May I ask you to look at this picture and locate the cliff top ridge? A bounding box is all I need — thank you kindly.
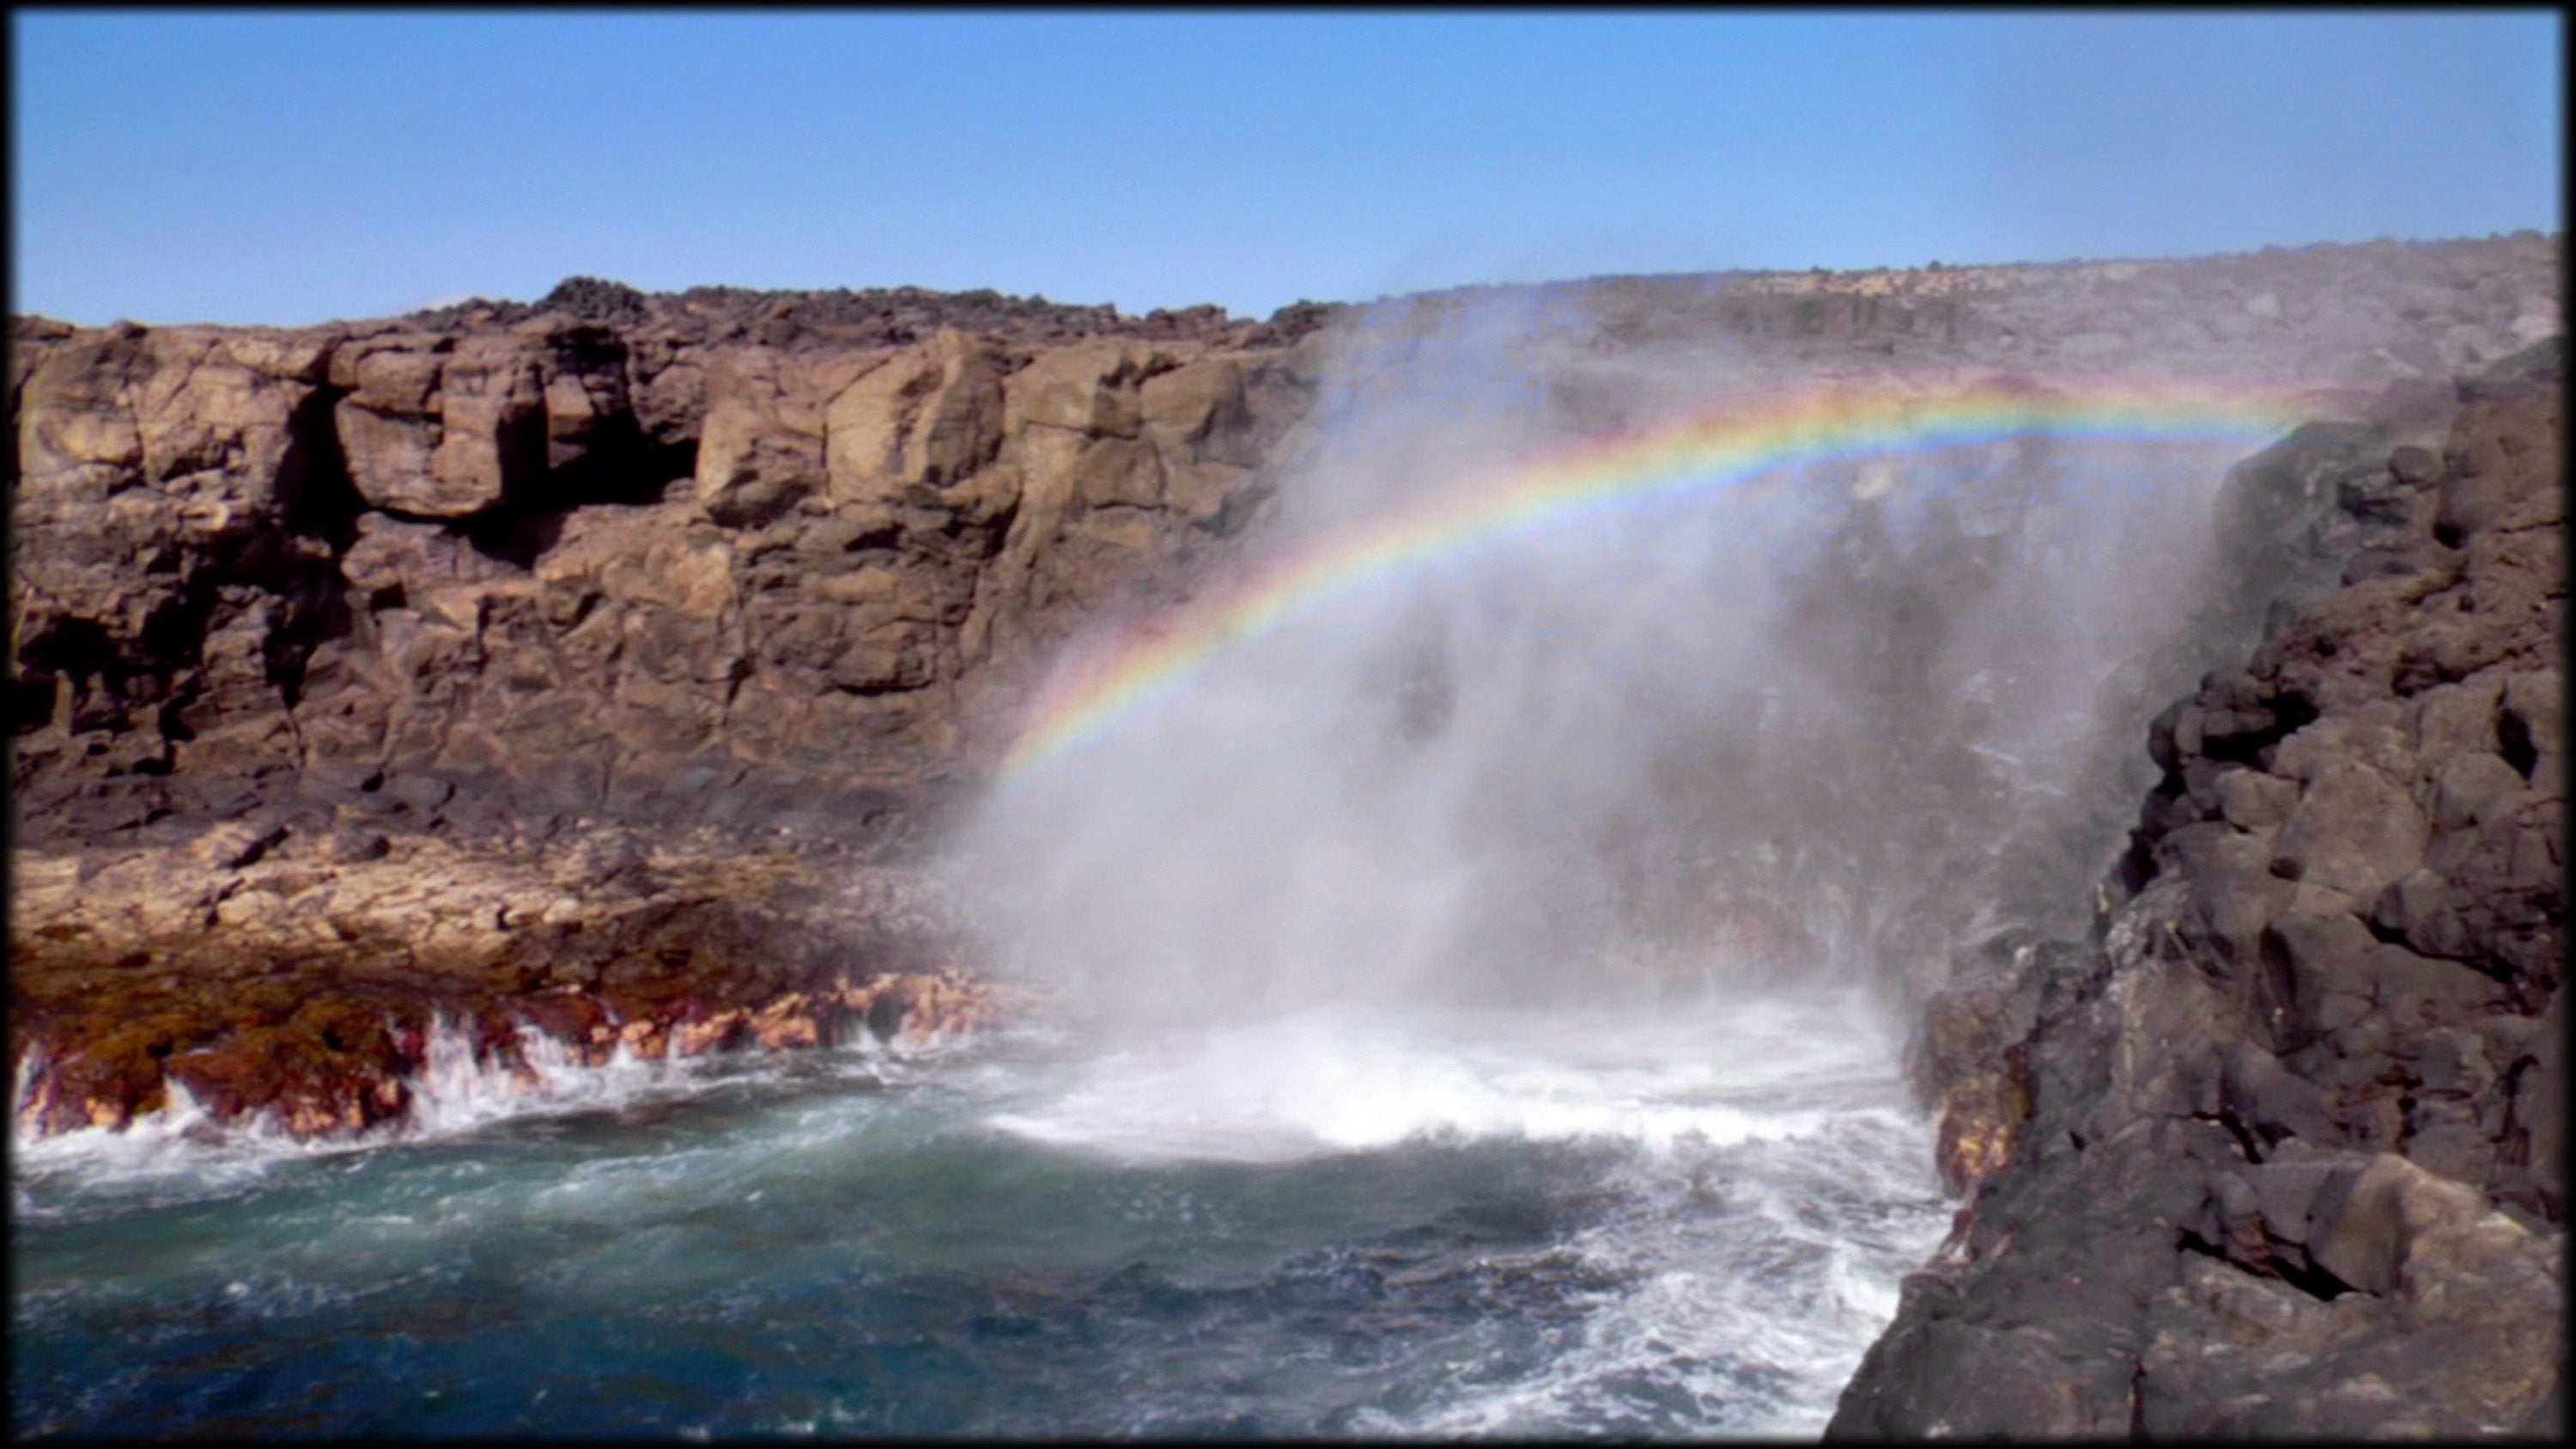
[11,231,2555,352]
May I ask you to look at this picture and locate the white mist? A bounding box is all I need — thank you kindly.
[952,289,2251,1048]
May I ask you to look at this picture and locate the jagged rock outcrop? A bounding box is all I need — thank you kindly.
[10,306,1323,852]
[1831,341,2561,1438]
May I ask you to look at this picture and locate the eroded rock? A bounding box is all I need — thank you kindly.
[1837,340,2561,1438]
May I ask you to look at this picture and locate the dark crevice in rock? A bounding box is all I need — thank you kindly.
[456,507,568,573]
[2196,1109,2266,1165]
[2498,704,2541,779]
[2254,926,2320,1055]
[518,414,682,514]
[16,615,125,694]
[13,673,61,733]
[2176,1226,2356,1302]
[155,694,196,743]
[136,592,211,667]
[261,570,356,717]
[282,382,368,552]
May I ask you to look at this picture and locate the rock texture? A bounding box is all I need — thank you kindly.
[9,238,2560,1152]
[1468,232,2561,390]
[12,823,1006,1136]
[9,305,1320,851]
[1831,342,2562,1438]
[10,286,1332,1139]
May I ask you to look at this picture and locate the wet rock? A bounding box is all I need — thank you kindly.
[1910,981,2034,1194]
[9,820,1022,1137]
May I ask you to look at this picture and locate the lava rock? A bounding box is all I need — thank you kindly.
[1833,347,2562,1438]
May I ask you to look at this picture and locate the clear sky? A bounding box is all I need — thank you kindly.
[12,9,2563,328]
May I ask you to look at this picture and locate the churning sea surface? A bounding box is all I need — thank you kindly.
[12,987,1947,1440]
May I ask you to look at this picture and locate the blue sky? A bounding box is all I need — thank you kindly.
[12,9,2563,327]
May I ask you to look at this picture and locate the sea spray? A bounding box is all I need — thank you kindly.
[997,375,2320,780]
[956,291,2298,1038]
[924,288,2324,1432]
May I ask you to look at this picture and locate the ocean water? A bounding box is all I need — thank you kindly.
[11,988,1946,1439]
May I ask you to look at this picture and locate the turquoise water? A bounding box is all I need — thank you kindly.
[13,997,1946,1439]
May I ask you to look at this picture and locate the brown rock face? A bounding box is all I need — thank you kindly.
[1832,347,2561,1439]
[14,243,2557,857]
[11,303,1317,853]
[10,288,1320,1142]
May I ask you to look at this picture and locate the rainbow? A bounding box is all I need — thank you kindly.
[999,373,2342,779]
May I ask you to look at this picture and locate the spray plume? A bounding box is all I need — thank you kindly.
[952,293,2342,1046]
[1000,374,2329,779]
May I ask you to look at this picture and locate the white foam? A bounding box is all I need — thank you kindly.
[1392,1112,1947,1437]
[10,1011,957,1203]
[15,1076,240,1180]
[400,1015,659,1137]
[987,988,1911,1164]
[978,983,1947,1435]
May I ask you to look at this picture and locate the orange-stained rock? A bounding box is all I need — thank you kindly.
[6,815,1027,1141]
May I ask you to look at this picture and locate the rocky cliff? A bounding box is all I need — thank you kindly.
[9,237,2560,1164]
[9,297,1321,852]
[7,288,1330,1133]
[1830,341,2562,1437]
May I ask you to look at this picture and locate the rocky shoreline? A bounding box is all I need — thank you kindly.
[10,820,1008,1137]
[12,284,1329,1137]
[1832,340,2562,1437]
[8,234,2563,1429]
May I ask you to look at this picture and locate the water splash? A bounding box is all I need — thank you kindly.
[9,1014,954,1207]
[956,292,2278,1040]
[986,991,1911,1164]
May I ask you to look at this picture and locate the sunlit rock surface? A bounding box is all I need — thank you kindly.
[9,302,1321,845]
